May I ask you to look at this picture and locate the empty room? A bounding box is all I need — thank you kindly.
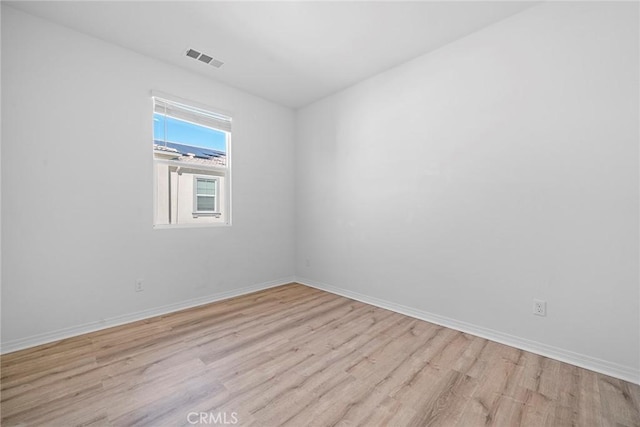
[1,1,638,426]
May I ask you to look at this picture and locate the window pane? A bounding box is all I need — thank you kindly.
[197,196,216,211]
[196,179,216,195]
[153,113,226,154]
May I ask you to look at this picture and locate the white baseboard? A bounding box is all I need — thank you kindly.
[0,277,295,355]
[296,277,640,385]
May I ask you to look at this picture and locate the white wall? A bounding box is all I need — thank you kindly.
[295,2,639,380]
[1,6,295,347]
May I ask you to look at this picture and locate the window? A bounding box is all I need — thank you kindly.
[152,95,231,227]
[194,176,218,214]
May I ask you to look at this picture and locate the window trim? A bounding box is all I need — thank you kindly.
[151,90,234,122]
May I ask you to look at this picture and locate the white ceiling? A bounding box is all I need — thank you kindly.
[7,1,537,108]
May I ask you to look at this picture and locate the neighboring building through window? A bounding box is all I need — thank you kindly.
[152,95,231,226]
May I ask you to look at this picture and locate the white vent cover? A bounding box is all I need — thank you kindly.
[185,49,224,69]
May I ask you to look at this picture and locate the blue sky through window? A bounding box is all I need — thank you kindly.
[154,113,226,152]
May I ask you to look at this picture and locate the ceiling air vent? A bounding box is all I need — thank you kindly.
[198,54,213,64]
[210,59,224,69]
[185,49,224,69]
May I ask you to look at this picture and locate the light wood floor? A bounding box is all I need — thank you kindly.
[1,283,639,427]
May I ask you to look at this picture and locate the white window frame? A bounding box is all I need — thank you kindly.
[151,91,232,229]
[193,175,219,216]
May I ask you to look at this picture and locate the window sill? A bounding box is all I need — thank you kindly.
[153,222,231,230]
[192,212,221,218]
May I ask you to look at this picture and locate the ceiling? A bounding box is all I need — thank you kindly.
[7,1,537,108]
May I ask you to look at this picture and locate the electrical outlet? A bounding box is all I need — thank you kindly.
[533,299,546,316]
[135,279,144,292]
[305,258,310,268]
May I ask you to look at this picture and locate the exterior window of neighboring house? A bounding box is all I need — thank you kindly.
[194,177,218,213]
[152,95,231,227]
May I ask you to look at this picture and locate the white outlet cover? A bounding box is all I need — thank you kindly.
[533,299,547,316]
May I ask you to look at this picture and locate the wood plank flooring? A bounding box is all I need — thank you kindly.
[1,283,639,426]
